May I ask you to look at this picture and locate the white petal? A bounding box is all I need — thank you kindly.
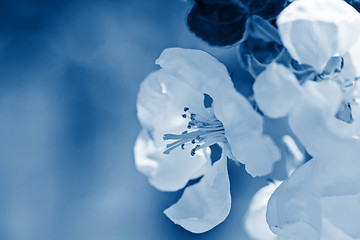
[342,41,360,79]
[155,48,234,97]
[267,161,321,240]
[278,0,360,72]
[244,182,280,240]
[164,150,231,233]
[134,129,211,192]
[253,63,302,118]
[321,194,360,238]
[321,218,359,240]
[288,81,342,155]
[230,134,280,177]
[210,82,282,177]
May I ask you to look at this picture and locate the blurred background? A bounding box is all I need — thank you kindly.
[0,0,289,239]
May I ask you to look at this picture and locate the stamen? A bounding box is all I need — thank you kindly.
[163,107,228,156]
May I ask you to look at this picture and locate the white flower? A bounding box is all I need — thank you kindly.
[253,0,360,122]
[134,48,280,233]
[278,0,360,73]
[249,0,360,239]
[266,80,360,240]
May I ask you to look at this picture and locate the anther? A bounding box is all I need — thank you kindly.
[163,106,228,156]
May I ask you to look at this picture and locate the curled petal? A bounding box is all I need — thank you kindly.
[164,149,231,233]
[253,63,302,118]
[278,0,360,72]
[134,129,211,192]
[267,161,321,240]
[244,182,280,240]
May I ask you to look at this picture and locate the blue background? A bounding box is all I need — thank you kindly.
[0,0,288,239]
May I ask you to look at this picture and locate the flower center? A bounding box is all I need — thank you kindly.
[163,107,227,156]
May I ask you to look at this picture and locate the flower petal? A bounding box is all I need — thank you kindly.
[230,134,280,177]
[321,194,360,238]
[267,160,321,240]
[155,48,233,98]
[321,218,356,240]
[288,80,359,159]
[253,63,302,118]
[342,41,360,79]
[278,0,360,72]
[163,149,231,233]
[244,182,279,240]
[134,129,211,192]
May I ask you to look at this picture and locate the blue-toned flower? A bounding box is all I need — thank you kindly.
[253,1,360,238]
[267,80,360,239]
[253,0,360,122]
[278,0,360,73]
[134,48,280,233]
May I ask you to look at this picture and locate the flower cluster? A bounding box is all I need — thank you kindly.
[134,0,360,238]
[253,0,360,239]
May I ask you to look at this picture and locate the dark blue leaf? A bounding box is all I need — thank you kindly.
[345,0,360,12]
[187,0,288,46]
[238,16,283,77]
[249,0,287,19]
[187,1,247,46]
[238,16,315,79]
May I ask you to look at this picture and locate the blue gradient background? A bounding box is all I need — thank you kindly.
[0,1,288,239]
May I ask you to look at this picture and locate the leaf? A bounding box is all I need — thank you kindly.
[238,16,283,77]
[187,1,248,46]
[238,16,315,79]
[187,0,288,46]
[345,0,360,12]
[249,0,287,20]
